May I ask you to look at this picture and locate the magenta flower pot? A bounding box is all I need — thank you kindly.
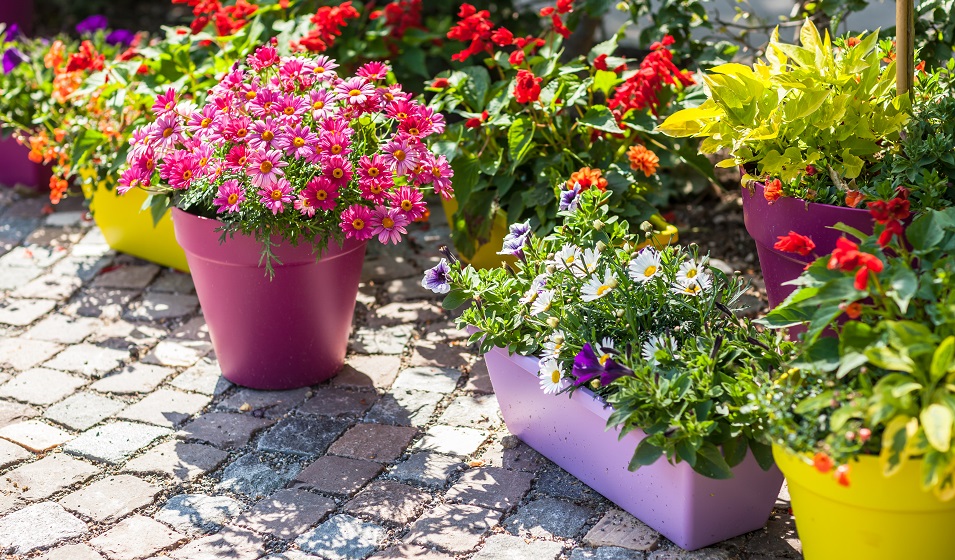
[0,137,51,191]
[741,182,874,308]
[482,346,784,551]
[172,208,367,390]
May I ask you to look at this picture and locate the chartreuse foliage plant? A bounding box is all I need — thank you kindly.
[761,203,955,497]
[658,21,910,208]
[423,188,794,479]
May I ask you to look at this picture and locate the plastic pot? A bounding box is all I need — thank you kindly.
[0,137,51,192]
[483,345,784,550]
[172,208,367,390]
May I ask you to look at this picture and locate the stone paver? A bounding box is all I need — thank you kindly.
[0,367,86,405]
[90,514,187,560]
[59,474,160,522]
[141,339,212,368]
[91,363,174,394]
[125,293,199,321]
[333,354,401,390]
[123,440,229,482]
[350,324,414,354]
[464,360,494,394]
[168,526,265,560]
[344,480,431,525]
[409,341,472,370]
[170,358,231,396]
[471,534,564,560]
[446,466,535,512]
[14,272,83,301]
[0,453,98,502]
[585,509,662,551]
[24,314,100,344]
[0,438,31,469]
[0,298,56,326]
[369,545,454,560]
[328,423,418,463]
[0,399,38,428]
[155,494,243,535]
[293,455,383,496]
[43,343,127,377]
[390,451,465,488]
[536,465,602,502]
[569,547,646,560]
[65,288,139,319]
[365,388,443,427]
[299,387,378,417]
[64,421,172,464]
[392,366,462,394]
[44,392,126,431]
[406,503,502,553]
[256,415,349,457]
[38,543,106,560]
[0,419,72,451]
[118,388,211,428]
[0,502,88,555]
[218,387,308,418]
[179,411,272,449]
[414,425,488,458]
[295,514,387,560]
[505,497,595,538]
[438,394,501,428]
[93,264,161,289]
[0,337,63,371]
[216,453,300,499]
[235,488,336,539]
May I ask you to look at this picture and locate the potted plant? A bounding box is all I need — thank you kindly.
[423,187,792,550]
[123,46,452,390]
[657,22,914,307]
[759,198,955,559]
[427,2,708,267]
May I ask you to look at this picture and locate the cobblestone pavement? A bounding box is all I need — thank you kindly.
[0,189,802,559]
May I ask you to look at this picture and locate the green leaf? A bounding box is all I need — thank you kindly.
[921,404,953,452]
[579,105,624,134]
[593,70,618,96]
[888,267,918,314]
[507,117,534,169]
[722,435,748,468]
[749,440,776,471]
[628,438,664,471]
[795,390,835,415]
[442,289,471,310]
[865,346,916,373]
[907,211,947,252]
[460,66,490,110]
[146,194,170,227]
[932,337,955,382]
[692,443,734,479]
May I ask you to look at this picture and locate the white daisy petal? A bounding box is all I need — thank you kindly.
[538,358,566,395]
[581,269,617,302]
[629,247,661,282]
[530,289,555,315]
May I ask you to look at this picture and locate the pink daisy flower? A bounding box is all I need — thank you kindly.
[320,116,354,137]
[248,45,279,71]
[358,154,389,185]
[388,186,426,221]
[357,61,391,81]
[370,205,409,245]
[185,104,221,139]
[335,77,374,106]
[212,91,237,116]
[128,145,157,175]
[381,137,418,176]
[323,154,353,187]
[117,167,148,195]
[275,93,307,121]
[340,204,374,241]
[218,69,246,92]
[222,116,252,143]
[359,180,391,205]
[160,151,199,190]
[385,99,416,121]
[224,145,248,171]
[319,131,350,157]
[418,106,445,136]
[249,88,280,118]
[311,55,339,81]
[376,84,409,105]
[294,194,317,217]
[304,176,339,211]
[249,117,281,151]
[308,89,339,120]
[276,124,318,160]
[398,116,429,141]
[248,149,288,188]
[257,177,294,215]
[213,179,245,213]
[429,154,454,199]
[147,113,184,152]
[151,88,178,115]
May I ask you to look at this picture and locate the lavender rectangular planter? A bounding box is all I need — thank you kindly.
[0,137,51,191]
[483,346,784,550]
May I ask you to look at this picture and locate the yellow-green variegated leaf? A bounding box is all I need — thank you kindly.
[880,415,916,476]
[921,404,954,453]
[715,158,738,168]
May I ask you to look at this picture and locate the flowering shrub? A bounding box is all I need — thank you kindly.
[760,193,955,496]
[121,47,452,274]
[424,188,792,477]
[428,3,710,259]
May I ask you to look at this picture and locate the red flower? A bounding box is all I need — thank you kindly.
[608,35,691,118]
[827,237,883,290]
[840,301,863,319]
[431,77,449,89]
[763,178,782,203]
[867,198,910,224]
[296,1,360,52]
[813,452,834,474]
[490,26,514,47]
[594,53,609,71]
[846,36,861,47]
[508,49,525,66]
[773,231,816,256]
[805,164,817,176]
[465,110,488,128]
[447,4,494,62]
[877,219,904,247]
[378,0,424,40]
[514,69,542,104]
[834,464,851,487]
[557,0,574,13]
[845,190,863,208]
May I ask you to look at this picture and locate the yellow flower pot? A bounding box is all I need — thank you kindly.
[773,444,955,559]
[88,185,190,272]
[440,197,678,269]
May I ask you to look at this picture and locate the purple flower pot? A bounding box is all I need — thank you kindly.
[0,0,33,33]
[0,137,51,191]
[741,182,874,308]
[482,346,784,551]
[172,208,367,390]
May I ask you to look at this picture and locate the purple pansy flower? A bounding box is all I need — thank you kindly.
[571,343,632,387]
[421,258,452,294]
[559,185,582,212]
[2,47,27,74]
[497,220,532,258]
[2,23,20,42]
[76,15,109,35]
[105,29,135,46]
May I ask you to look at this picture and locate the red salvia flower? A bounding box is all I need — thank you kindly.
[464,110,488,128]
[773,231,816,256]
[763,178,783,203]
[513,69,543,104]
[447,4,495,62]
[827,237,883,290]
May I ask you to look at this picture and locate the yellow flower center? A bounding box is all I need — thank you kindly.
[262,130,274,141]
[644,265,657,277]
[352,218,364,230]
[382,217,395,228]
[199,157,208,166]
[370,185,383,194]
[396,112,407,119]
[332,168,344,178]
[400,200,413,211]
[200,118,212,128]
[245,90,256,100]
[263,102,273,111]
[599,354,610,366]
[408,128,419,136]
[270,189,282,200]
[349,88,361,97]
[182,170,192,180]
[313,100,325,110]
[393,149,406,161]
[432,166,441,176]
[237,156,247,166]
[145,158,155,170]
[551,370,560,383]
[293,137,305,148]
[686,284,701,294]
[162,127,173,138]
[283,106,295,116]
[235,128,248,138]
[596,284,612,296]
[315,66,325,74]
[686,269,697,279]
[331,145,342,154]
[227,193,238,204]
[260,160,273,173]
[316,190,328,200]
[368,167,380,177]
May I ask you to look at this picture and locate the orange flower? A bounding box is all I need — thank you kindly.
[813,452,834,474]
[845,189,863,208]
[916,60,926,74]
[763,178,782,203]
[627,144,660,177]
[44,40,65,69]
[846,36,861,48]
[834,464,850,487]
[48,176,68,204]
[566,167,608,192]
[841,301,863,319]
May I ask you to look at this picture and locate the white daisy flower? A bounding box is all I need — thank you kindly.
[541,330,566,361]
[597,337,615,366]
[530,289,555,315]
[553,244,582,271]
[578,247,601,277]
[519,273,549,305]
[581,269,618,302]
[670,274,713,297]
[538,358,566,395]
[629,247,661,283]
[641,334,676,364]
[677,256,709,285]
